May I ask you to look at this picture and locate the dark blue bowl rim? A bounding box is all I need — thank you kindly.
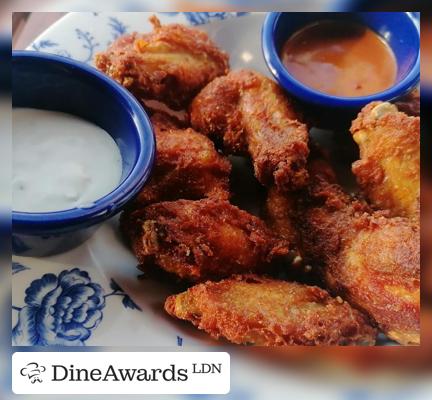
[12,50,155,233]
[262,12,420,108]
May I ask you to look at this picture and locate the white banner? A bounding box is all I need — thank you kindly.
[12,352,230,394]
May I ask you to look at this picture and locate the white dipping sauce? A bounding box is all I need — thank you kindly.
[13,108,123,213]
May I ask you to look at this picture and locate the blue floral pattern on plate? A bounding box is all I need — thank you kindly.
[12,262,141,346]
[108,279,141,311]
[32,29,98,62]
[12,262,30,275]
[108,16,128,40]
[29,12,249,64]
[75,29,100,63]
[13,268,105,346]
[31,39,71,58]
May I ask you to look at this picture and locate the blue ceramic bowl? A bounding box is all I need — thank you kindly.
[262,12,420,110]
[12,51,155,256]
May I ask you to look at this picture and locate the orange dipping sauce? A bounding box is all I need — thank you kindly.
[280,21,398,97]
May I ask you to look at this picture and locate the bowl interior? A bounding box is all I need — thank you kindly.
[13,54,146,185]
[12,52,155,234]
[272,12,419,87]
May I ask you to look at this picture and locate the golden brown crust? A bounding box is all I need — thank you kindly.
[299,177,420,345]
[165,274,377,346]
[422,183,432,301]
[263,186,299,246]
[95,16,229,109]
[132,113,231,206]
[350,101,420,218]
[263,144,337,249]
[122,199,289,282]
[190,69,309,192]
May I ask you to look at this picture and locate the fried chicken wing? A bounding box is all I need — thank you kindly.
[133,113,231,206]
[263,186,299,247]
[263,145,337,248]
[165,274,377,346]
[351,102,420,218]
[190,69,309,192]
[122,199,289,281]
[299,177,420,345]
[95,16,229,110]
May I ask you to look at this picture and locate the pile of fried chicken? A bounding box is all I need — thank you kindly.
[95,16,420,347]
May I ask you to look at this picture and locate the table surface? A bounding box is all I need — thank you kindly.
[13,13,66,50]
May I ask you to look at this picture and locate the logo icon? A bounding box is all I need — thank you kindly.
[20,362,46,384]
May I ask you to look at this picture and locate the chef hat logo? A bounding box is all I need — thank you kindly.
[20,362,46,384]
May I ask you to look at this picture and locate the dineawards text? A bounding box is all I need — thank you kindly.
[52,364,189,382]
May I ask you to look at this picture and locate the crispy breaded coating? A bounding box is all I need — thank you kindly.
[165,275,377,346]
[121,199,289,282]
[190,69,309,192]
[299,177,420,345]
[263,186,298,246]
[422,183,432,300]
[263,145,337,247]
[133,113,231,206]
[351,102,420,218]
[95,16,229,110]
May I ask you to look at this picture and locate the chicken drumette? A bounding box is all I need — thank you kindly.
[262,144,420,345]
[95,16,229,109]
[190,69,309,192]
[350,101,420,218]
[298,175,420,345]
[132,113,231,207]
[165,274,377,346]
[263,145,337,249]
[122,199,289,282]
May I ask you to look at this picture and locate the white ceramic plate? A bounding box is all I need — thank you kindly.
[15,11,394,349]
[11,10,429,400]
